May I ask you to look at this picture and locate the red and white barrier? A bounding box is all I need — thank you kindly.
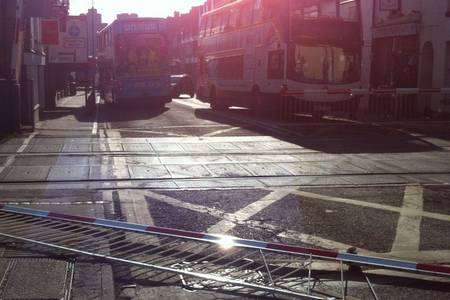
[1,204,449,277]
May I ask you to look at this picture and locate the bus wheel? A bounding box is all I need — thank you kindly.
[210,89,228,111]
[251,87,262,116]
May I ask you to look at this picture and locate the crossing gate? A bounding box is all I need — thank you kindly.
[0,205,449,299]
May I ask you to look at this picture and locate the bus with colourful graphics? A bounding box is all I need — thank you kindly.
[98,17,171,108]
[196,0,363,115]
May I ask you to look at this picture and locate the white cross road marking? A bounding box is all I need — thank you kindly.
[207,189,293,233]
[139,189,360,251]
[391,185,424,252]
[292,189,450,223]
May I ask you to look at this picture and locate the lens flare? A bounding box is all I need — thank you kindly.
[217,236,235,250]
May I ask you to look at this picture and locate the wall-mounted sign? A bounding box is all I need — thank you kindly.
[380,0,400,11]
[373,22,418,39]
[41,19,59,45]
[49,16,88,64]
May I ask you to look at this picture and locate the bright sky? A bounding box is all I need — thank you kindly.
[70,0,205,24]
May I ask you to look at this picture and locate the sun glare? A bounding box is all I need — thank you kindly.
[217,236,236,250]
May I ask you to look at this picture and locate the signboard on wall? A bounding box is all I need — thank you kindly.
[380,0,400,11]
[49,16,88,64]
[373,22,418,39]
[41,19,59,45]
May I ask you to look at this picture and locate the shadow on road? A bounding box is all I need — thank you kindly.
[194,108,443,154]
[96,104,169,123]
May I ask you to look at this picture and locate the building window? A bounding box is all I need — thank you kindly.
[267,50,284,79]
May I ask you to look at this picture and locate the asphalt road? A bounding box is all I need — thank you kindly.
[0,93,450,299]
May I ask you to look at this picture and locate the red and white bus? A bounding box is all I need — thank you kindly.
[196,0,362,113]
[97,17,171,108]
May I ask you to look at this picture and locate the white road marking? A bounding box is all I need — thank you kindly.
[92,94,100,135]
[116,190,155,226]
[203,127,241,137]
[107,130,128,176]
[134,189,365,252]
[291,189,450,222]
[0,133,37,175]
[391,185,424,252]
[92,123,98,135]
[173,98,208,109]
[207,189,293,233]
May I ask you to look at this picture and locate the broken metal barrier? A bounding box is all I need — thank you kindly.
[0,204,449,299]
[280,87,450,122]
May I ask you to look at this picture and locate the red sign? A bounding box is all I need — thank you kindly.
[41,19,59,45]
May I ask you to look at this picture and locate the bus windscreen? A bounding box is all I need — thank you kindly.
[115,34,167,77]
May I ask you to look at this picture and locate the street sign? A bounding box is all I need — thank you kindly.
[41,19,59,45]
[49,16,88,64]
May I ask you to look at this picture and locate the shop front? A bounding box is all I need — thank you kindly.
[371,16,420,89]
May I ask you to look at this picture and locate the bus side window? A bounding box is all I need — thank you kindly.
[267,50,284,79]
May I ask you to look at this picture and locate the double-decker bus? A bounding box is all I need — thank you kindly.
[98,18,171,108]
[196,0,362,113]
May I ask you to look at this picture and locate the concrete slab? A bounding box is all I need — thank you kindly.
[63,137,93,144]
[180,143,214,152]
[151,143,185,152]
[108,144,124,152]
[388,159,450,173]
[47,166,90,181]
[159,155,230,165]
[209,142,241,150]
[227,154,298,163]
[25,144,63,153]
[128,165,171,179]
[242,163,293,176]
[122,143,154,152]
[231,141,271,150]
[0,258,71,299]
[3,166,51,182]
[0,145,21,153]
[125,156,160,166]
[167,164,212,179]
[205,163,252,177]
[71,263,115,300]
[0,138,27,145]
[276,162,321,175]
[62,144,92,153]
[30,137,67,144]
[91,143,110,152]
[12,156,90,167]
[89,165,130,180]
